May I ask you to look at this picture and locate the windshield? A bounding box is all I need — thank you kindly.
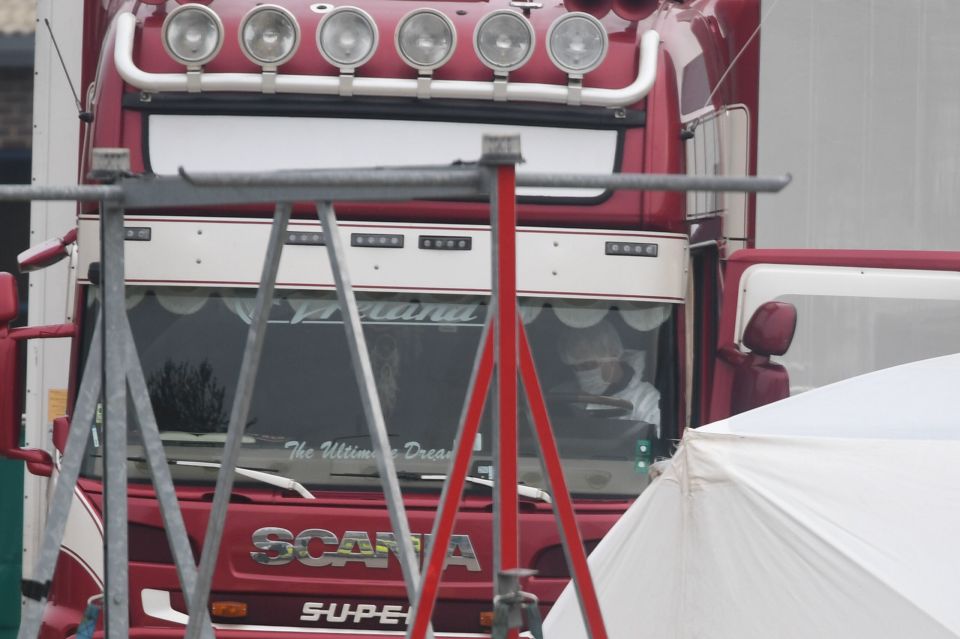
[80,287,676,497]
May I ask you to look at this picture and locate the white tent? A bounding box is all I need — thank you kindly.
[544,354,960,639]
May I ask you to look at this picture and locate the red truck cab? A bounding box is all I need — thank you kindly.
[5,0,767,636]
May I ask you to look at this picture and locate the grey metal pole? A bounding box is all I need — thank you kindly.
[315,201,422,603]
[173,167,790,193]
[515,172,792,192]
[123,318,215,638]
[185,202,292,639]
[119,180,486,210]
[101,197,130,639]
[0,170,790,208]
[17,319,103,639]
[0,184,122,202]
[180,166,485,188]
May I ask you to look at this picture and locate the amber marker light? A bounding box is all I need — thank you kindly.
[479,611,495,628]
[211,601,248,618]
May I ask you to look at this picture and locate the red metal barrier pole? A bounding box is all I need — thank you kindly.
[407,328,494,639]
[519,326,609,639]
[483,135,522,639]
[495,154,519,572]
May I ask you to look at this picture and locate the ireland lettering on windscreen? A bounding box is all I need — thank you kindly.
[286,440,454,462]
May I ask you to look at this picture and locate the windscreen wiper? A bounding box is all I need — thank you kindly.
[174,460,315,499]
[332,470,552,503]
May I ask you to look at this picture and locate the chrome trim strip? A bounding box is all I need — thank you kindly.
[114,13,660,107]
[141,588,492,636]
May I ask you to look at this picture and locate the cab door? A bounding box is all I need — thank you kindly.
[707,249,960,422]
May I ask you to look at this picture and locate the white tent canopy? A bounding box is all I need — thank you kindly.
[544,354,960,639]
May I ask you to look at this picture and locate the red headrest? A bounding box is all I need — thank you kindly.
[742,301,797,357]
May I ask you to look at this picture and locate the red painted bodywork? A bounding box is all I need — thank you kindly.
[79,0,761,233]
[40,551,103,639]
[37,0,764,635]
[81,483,625,636]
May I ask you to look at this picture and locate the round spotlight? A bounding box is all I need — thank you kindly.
[162,4,224,67]
[474,10,535,73]
[317,6,379,70]
[395,9,456,71]
[239,5,301,67]
[546,12,608,75]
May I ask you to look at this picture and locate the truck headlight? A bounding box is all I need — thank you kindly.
[474,10,534,73]
[395,9,456,71]
[317,6,379,70]
[162,4,223,67]
[239,5,301,67]
[546,12,608,75]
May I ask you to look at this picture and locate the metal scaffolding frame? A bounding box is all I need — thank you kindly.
[0,136,790,639]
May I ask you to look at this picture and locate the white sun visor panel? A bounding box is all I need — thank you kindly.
[77,216,687,303]
[147,115,618,198]
[734,263,960,342]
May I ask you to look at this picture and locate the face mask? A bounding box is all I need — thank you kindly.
[575,367,610,395]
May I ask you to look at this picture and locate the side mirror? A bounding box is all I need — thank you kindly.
[17,227,78,273]
[0,272,59,477]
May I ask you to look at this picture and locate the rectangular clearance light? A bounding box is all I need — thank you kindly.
[124,227,152,241]
[285,231,325,246]
[210,601,248,618]
[606,241,658,257]
[352,233,404,248]
[419,235,472,251]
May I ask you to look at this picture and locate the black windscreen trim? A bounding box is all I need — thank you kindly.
[123,92,645,130]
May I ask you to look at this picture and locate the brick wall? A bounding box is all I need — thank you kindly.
[0,68,32,149]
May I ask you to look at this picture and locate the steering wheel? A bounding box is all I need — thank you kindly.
[549,392,634,418]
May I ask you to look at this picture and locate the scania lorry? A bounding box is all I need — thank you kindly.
[7,0,960,637]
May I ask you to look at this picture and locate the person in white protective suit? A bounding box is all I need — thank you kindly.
[557,320,661,433]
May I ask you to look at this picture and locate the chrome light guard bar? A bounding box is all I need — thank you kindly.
[114,12,660,108]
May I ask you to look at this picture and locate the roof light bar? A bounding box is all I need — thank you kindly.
[118,12,660,106]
